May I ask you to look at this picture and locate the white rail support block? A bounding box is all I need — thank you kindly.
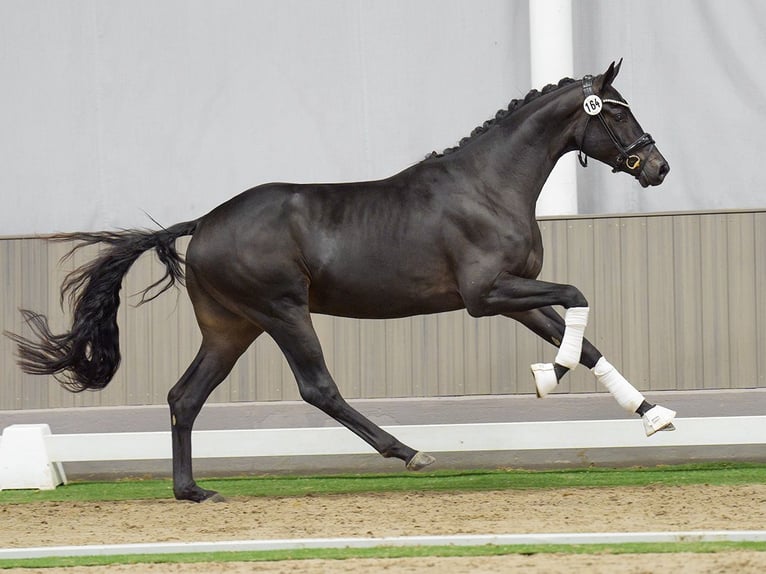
[0,424,67,491]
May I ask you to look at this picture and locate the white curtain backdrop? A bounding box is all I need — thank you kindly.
[0,0,763,234]
[574,0,766,214]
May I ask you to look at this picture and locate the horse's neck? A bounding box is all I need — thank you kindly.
[464,89,581,210]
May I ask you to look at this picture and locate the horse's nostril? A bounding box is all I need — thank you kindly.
[658,162,670,179]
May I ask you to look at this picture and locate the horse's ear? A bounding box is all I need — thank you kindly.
[613,58,623,78]
[599,59,623,89]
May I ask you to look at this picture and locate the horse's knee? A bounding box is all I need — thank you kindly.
[464,299,490,318]
[461,287,494,318]
[562,285,588,309]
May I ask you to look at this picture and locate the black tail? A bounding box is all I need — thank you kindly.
[5,220,199,392]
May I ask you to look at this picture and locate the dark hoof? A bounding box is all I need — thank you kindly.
[406,451,436,471]
[175,485,224,503]
[202,492,227,503]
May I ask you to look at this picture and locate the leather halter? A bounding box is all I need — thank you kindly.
[578,75,655,173]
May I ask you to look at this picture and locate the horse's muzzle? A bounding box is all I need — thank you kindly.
[638,152,670,188]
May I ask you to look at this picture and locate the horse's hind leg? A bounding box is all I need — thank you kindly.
[168,273,262,502]
[168,338,256,502]
[508,307,676,436]
[264,306,434,471]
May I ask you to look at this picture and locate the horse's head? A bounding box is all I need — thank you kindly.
[577,61,669,188]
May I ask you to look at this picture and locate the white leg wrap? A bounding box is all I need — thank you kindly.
[592,357,645,413]
[531,363,558,398]
[642,405,677,436]
[554,307,589,370]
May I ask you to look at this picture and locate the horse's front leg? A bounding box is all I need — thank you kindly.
[461,272,592,374]
[509,306,676,436]
[506,305,597,393]
[460,273,675,435]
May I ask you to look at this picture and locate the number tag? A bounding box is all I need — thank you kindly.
[583,95,603,116]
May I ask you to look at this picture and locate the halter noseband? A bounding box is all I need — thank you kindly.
[578,75,655,173]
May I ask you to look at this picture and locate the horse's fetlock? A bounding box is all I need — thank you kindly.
[379,438,402,458]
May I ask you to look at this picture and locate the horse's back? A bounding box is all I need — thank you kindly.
[185,176,464,318]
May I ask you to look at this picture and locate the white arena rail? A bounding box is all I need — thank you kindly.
[1,416,764,490]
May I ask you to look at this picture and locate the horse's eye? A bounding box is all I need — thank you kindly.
[615,112,626,122]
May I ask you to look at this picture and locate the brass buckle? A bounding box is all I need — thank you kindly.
[625,155,641,170]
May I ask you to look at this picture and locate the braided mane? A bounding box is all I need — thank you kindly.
[425,77,577,160]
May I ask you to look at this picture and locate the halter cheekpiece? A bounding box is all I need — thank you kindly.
[578,75,655,173]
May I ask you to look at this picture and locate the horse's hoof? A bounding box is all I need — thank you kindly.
[406,451,436,471]
[531,363,557,398]
[643,405,676,436]
[175,485,224,503]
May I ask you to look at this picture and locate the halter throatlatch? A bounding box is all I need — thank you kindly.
[578,75,655,173]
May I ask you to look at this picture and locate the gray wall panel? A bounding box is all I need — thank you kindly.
[619,218,650,391]
[645,216,677,391]
[1,210,764,411]
[726,213,758,390]
[756,213,766,389]
[590,218,623,381]
[672,215,704,390]
[699,214,730,390]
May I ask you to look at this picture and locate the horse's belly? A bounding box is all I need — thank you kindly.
[308,278,463,319]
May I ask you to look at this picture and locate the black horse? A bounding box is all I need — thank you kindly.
[9,61,674,502]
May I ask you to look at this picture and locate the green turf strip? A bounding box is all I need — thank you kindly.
[1,541,765,569]
[0,462,764,504]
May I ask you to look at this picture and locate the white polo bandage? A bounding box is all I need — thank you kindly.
[531,363,558,398]
[554,307,589,370]
[592,357,645,413]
